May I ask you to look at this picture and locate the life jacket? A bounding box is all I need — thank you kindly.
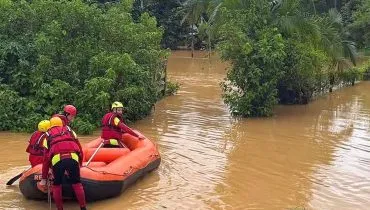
[101,112,124,141]
[45,126,81,160]
[26,131,46,156]
[52,113,69,126]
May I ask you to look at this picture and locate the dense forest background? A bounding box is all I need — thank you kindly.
[0,0,369,133]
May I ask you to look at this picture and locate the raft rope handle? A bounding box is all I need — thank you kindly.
[123,166,133,176]
[83,153,160,177]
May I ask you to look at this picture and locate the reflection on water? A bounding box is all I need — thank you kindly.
[0,51,370,210]
[216,83,370,210]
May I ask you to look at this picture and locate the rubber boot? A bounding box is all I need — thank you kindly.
[72,183,86,209]
[52,185,63,210]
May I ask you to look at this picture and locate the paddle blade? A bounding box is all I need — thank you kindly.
[6,173,22,185]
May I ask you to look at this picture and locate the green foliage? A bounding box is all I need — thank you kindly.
[359,60,370,80]
[278,40,329,104]
[71,118,96,135]
[0,87,26,131]
[218,1,286,117]
[132,0,188,49]
[338,66,363,85]
[341,0,363,26]
[165,81,180,96]
[217,0,363,116]
[349,0,370,49]
[0,0,166,133]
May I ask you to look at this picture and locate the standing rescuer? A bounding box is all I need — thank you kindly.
[101,101,143,147]
[38,117,87,210]
[26,120,51,167]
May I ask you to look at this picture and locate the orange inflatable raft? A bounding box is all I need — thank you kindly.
[19,132,161,201]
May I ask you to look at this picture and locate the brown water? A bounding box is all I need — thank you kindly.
[1,51,370,210]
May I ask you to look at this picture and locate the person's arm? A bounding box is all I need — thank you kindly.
[41,149,50,179]
[26,132,37,153]
[113,117,140,137]
[37,141,49,192]
[25,141,32,153]
[71,129,83,166]
[75,140,83,166]
[40,137,51,180]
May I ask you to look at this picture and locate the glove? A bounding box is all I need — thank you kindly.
[37,179,48,193]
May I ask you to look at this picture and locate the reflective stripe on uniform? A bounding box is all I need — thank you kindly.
[51,154,60,166]
[51,152,79,166]
[113,117,120,126]
[35,133,46,147]
[109,139,119,146]
[71,153,79,162]
[42,138,48,149]
[72,130,78,139]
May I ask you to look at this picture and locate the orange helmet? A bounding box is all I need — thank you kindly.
[50,117,63,127]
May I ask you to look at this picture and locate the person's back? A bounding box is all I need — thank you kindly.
[45,126,82,159]
[26,120,50,167]
[39,117,86,210]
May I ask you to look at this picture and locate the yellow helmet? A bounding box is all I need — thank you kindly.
[111,101,124,110]
[50,117,63,127]
[38,120,51,132]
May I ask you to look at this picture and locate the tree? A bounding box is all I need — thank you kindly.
[180,0,210,57]
[348,0,370,49]
[0,0,167,133]
[218,0,360,115]
[131,0,188,49]
[198,1,222,58]
[218,0,286,116]
[319,9,357,92]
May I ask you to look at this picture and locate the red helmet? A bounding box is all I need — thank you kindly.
[64,105,77,117]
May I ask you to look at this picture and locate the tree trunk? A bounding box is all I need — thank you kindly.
[329,73,334,92]
[208,33,211,59]
[311,0,317,14]
[191,34,194,58]
[163,59,168,96]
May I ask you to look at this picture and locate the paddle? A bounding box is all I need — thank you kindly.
[6,166,31,185]
[47,179,52,210]
[85,141,104,167]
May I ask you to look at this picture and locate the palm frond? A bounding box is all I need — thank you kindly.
[303,17,322,43]
[342,40,357,66]
[208,2,222,23]
[181,12,190,25]
[279,0,300,15]
[270,0,282,12]
[328,8,342,26]
[278,15,298,34]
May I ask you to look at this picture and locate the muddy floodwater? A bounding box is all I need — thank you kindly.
[1,51,370,210]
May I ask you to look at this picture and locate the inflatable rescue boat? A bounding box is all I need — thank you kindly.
[19,132,161,201]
